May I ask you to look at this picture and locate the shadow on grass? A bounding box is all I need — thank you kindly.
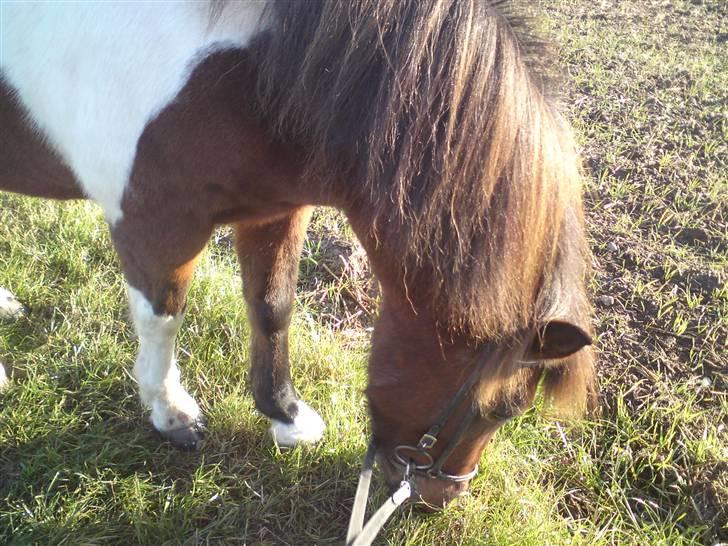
[0,401,378,545]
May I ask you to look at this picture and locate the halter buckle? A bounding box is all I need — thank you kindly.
[417,433,437,450]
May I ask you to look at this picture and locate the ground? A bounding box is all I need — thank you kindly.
[0,0,726,544]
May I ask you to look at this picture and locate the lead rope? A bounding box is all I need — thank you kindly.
[345,441,412,546]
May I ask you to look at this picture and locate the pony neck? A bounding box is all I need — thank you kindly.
[342,202,432,319]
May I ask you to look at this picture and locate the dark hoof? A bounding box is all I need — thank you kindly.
[158,419,206,451]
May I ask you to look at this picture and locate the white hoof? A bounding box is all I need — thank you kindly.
[269,400,325,447]
[0,287,26,320]
[0,364,7,390]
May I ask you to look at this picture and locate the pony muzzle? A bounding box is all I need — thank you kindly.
[376,452,472,510]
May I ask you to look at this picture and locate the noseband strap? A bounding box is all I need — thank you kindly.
[345,350,490,545]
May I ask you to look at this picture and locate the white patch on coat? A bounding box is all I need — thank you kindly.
[269,401,326,447]
[127,285,200,432]
[0,2,268,224]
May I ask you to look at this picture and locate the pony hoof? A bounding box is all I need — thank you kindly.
[0,288,26,320]
[269,401,325,447]
[158,419,206,451]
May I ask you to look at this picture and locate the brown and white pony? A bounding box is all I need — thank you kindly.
[0,0,596,507]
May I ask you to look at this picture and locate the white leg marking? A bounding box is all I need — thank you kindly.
[269,401,326,447]
[0,287,26,320]
[128,286,200,432]
[1,287,25,389]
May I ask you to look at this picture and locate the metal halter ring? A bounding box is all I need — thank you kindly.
[393,445,434,471]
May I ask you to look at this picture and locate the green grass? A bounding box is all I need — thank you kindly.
[1,0,726,544]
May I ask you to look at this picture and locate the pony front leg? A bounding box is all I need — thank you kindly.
[127,284,203,449]
[112,217,210,450]
[235,207,324,447]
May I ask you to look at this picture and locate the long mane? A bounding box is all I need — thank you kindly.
[250,0,586,335]
[236,0,595,407]
[246,0,594,409]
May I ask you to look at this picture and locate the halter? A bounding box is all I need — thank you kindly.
[345,349,490,546]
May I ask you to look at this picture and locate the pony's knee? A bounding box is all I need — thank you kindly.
[269,400,325,447]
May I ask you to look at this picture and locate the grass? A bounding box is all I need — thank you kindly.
[1,0,726,544]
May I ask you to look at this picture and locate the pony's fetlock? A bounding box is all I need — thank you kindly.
[269,400,325,447]
[148,386,204,449]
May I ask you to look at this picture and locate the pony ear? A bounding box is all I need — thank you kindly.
[526,320,592,361]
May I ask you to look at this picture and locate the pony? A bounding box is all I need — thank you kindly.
[0,0,596,510]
